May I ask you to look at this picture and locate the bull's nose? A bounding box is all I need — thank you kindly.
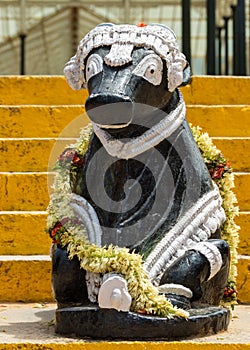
[85,94,133,127]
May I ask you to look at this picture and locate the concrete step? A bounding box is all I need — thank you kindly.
[234,173,250,211]
[0,105,249,138]
[0,137,249,172]
[0,211,50,255]
[237,255,250,304]
[0,138,76,172]
[0,76,88,105]
[0,256,52,302]
[236,212,250,255]
[0,172,53,211]
[0,303,248,348]
[182,76,250,105]
[186,105,250,137]
[0,255,249,303]
[0,76,249,105]
[0,172,249,211]
[0,105,87,138]
[212,138,250,172]
[0,211,248,256]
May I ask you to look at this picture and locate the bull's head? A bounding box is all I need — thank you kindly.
[64,23,190,130]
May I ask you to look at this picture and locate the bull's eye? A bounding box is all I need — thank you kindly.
[133,53,163,86]
[85,54,103,82]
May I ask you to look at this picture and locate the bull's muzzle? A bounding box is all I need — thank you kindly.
[85,93,133,128]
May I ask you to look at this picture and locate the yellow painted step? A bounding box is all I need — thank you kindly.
[0,105,87,138]
[237,256,250,304]
[0,137,249,172]
[182,76,250,105]
[0,173,52,211]
[212,138,250,172]
[1,344,250,350]
[0,76,249,105]
[0,256,53,302]
[236,212,250,256]
[0,212,248,256]
[0,138,76,172]
[0,212,50,255]
[234,173,250,211]
[0,255,248,303]
[186,106,250,137]
[0,105,249,138]
[0,76,88,105]
[0,172,248,211]
[1,343,249,350]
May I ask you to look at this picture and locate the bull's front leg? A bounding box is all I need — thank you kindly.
[159,239,230,307]
[52,245,89,308]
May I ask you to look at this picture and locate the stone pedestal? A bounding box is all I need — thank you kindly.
[55,306,230,340]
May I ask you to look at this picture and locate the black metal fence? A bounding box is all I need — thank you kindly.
[182,0,247,76]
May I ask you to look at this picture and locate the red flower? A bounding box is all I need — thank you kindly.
[224,286,238,298]
[49,218,70,240]
[211,163,225,179]
[72,152,84,168]
[137,22,147,27]
[50,221,62,238]
[59,148,76,163]
[58,148,84,169]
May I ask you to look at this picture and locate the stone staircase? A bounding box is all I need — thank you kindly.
[0,76,249,347]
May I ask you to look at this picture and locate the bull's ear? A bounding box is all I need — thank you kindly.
[181,62,191,86]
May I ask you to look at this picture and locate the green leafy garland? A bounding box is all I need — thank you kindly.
[47,123,239,316]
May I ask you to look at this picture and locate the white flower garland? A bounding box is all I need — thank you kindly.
[47,123,239,314]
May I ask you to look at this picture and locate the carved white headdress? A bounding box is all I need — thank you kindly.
[64,23,187,92]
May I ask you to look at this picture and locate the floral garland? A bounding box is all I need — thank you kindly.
[47,123,239,315]
[191,125,239,307]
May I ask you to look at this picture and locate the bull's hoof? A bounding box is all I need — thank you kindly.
[164,293,191,310]
[55,306,230,340]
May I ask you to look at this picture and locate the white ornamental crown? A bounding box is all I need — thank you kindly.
[64,23,187,92]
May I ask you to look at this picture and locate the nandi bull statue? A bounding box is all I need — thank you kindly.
[48,23,231,339]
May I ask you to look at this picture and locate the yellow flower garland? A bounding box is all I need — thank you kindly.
[47,123,239,315]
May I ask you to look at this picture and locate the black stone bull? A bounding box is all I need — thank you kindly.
[52,24,229,310]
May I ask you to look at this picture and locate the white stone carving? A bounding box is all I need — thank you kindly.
[85,53,103,83]
[158,283,193,299]
[64,23,187,92]
[98,273,132,312]
[191,241,223,280]
[69,193,102,246]
[85,271,103,303]
[144,184,226,284]
[132,53,163,86]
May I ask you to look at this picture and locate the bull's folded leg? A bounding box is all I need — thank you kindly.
[52,245,89,308]
[159,239,230,307]
[199,239,230,305]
